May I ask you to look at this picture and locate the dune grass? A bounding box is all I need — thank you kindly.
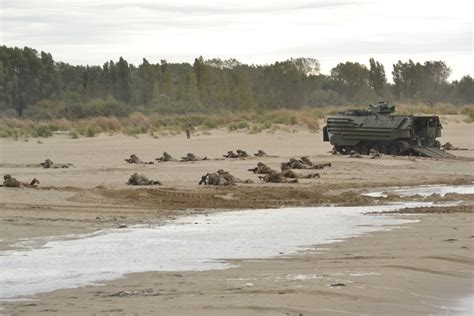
[0,103,471,139]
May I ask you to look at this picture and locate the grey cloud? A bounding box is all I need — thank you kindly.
[89,0,363,15]
[279,27,472,56]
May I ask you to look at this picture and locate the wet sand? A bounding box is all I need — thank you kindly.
[0,117,473,314]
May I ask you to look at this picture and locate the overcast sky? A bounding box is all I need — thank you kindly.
[1,0,472,80]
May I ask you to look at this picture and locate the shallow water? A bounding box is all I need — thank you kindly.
[364,184,474,198]
[442,295,474,315]
[0,203,432,299]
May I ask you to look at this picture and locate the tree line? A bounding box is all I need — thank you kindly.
[0,45,472,119]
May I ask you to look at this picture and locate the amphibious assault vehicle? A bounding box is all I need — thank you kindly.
[323,102,453,158]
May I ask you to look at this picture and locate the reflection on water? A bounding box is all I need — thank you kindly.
[442,295,474,316]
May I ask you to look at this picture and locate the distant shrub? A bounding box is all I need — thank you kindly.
[31,124,53,137]
[69,130,79,139]
[85,126,98,137]
[227,123,238,132]
[435,103,459,115]
[237,121,250,129]
[461,105,474,122]
[90,116,121,132]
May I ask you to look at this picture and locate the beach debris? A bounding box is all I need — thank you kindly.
[330,282,346,287]
[110,289,154,297]
[444,238,457,242]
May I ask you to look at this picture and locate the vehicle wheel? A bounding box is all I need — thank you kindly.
[338,146,348,154]
[371,145,379,153]
[380,145,389,155]
[389,144,399,155]
[395,141,410,155]
[360,145,369,155]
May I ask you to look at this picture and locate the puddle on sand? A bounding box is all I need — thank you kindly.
[441,295,474,316]
[364,185,474,198]
[0,203,432,299]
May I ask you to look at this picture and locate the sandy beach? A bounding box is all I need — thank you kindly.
[0,117,473,315]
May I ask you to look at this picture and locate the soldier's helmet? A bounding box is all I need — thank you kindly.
[4,174,11,180]
[280,163,289,170]
[217,169,225,174]
[236,149,242,153]
[257,162,264,166]
[289,158,297,162]
[45,158,53,163]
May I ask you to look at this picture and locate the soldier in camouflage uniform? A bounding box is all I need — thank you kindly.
[127,173,161,185]
[253,150,268,157]
[236,149,249,158]
[259,171,298,184]
[248,162,276,174]
[349,150,362,158]
[280,164,320,178]
[181,153,208,162]
[125,154,154,164]
[369,149,381,159]
[40,159,73,169]
[216,169,237,184]
[332,148,342,155]
[217,169,254,184]
[253,150,277,157]
[299,157,331,169]
[280,158,308,169]
[199,172,232,186]
[185,121,193,139]
[2,174,39,188]
[156,152,175,162]
[223,151,239,158]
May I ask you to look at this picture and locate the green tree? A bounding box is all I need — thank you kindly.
[368,58,387,98]
[392,60,422,105]
[420,61,450,106]
[453,75,474,104]
[185,72,201,107]
[330,62,370,101]
[114,57,131,103]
